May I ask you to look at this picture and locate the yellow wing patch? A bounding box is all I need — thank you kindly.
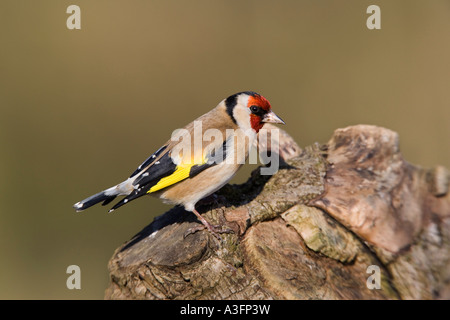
[147,165,193,193]
[147,145,214,194]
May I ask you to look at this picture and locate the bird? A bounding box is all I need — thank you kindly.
[73,91,285,239]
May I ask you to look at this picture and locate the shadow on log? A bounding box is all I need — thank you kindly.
[104,124,450,300]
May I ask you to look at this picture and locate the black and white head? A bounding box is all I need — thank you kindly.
[224,91,285,133]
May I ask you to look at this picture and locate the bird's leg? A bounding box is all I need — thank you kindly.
[184,208,233,241]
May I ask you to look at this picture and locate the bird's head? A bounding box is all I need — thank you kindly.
[224,91,285,133]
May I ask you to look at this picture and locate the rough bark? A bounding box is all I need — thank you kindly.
[104,124,450,300]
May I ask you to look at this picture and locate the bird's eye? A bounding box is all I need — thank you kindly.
[250,105,260,114]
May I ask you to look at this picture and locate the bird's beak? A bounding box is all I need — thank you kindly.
[262,111,285,124]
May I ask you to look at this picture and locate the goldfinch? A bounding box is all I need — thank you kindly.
[73,91,285,238]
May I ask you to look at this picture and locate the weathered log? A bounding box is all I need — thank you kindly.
[104,124,450,300]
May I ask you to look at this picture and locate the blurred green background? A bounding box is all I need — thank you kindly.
[1,0,449,299]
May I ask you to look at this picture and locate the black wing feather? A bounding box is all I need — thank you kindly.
[132,152,177,187]
[109,139,228,212]
[129,145,168,178]
[109,151,177,211]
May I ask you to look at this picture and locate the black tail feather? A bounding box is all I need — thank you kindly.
[102,196,117,206]
[74,191,114,212]
[108,185,151,212]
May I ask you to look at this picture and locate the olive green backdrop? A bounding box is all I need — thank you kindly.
[1,0,449,299]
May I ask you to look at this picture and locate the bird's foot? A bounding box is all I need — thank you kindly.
[185,209,234,241]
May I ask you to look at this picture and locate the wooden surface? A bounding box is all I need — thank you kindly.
[104,124,450,300]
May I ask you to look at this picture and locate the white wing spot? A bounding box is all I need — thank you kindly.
[155,161,160,165]
[143,172,149,177]
[124,199,128,203]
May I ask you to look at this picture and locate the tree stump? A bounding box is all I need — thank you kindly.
[104,124,450,300]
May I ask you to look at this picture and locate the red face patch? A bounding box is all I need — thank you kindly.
[247,94,271,133]
[250,114,264,132]
[247,94,271,111]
